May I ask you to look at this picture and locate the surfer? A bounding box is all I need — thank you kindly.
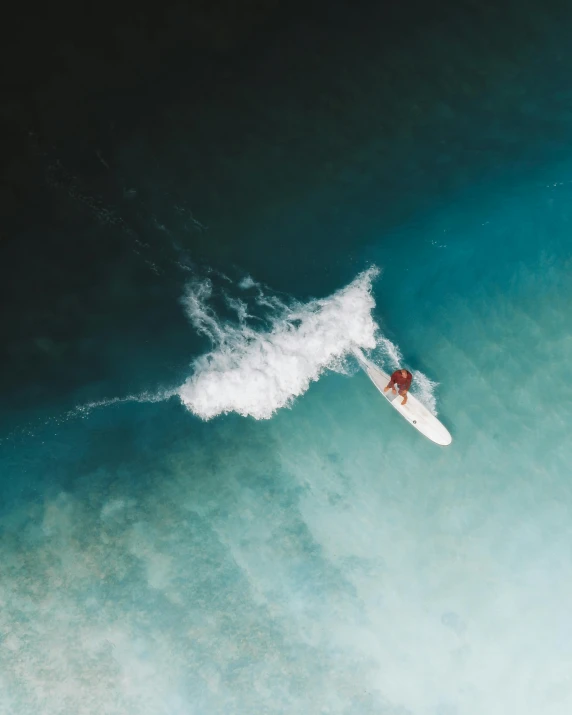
[383,369,412,405]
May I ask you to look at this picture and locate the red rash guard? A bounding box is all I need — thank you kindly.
[388,370,412,392]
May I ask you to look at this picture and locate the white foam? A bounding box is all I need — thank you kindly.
[238,275,257,290]
[178,268,381,420]
[69,389,177,419]
[411,371,439,415]
[376,336,404,370]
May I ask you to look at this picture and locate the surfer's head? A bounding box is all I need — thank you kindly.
[401,369,408,377]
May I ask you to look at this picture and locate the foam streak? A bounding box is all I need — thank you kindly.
[178,268,383,420]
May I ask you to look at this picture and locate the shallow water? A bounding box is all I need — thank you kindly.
[2,2,572,713]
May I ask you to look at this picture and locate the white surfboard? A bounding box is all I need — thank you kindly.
[353,348,452,446]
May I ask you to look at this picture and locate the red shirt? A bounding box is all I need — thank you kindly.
[388,369,412,391]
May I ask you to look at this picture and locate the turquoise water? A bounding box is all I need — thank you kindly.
[2,3,572,713]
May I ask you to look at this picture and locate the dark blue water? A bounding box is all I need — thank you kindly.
[1,2,572,713]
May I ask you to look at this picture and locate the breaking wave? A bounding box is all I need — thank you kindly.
[177,267,438,419]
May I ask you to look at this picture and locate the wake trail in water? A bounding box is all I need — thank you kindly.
[177,266,439,419]
[0,389,178,445]
[66,389,178,418]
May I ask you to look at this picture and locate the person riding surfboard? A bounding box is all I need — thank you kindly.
[383,369,412,405]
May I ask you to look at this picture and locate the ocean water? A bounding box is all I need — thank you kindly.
[2,2,572,713]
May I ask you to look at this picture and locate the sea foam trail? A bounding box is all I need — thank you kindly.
[177,267,439,420]
[178,268,380,420]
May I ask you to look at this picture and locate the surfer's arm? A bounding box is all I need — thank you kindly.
[386,371,399,389]
[384,372,399,393]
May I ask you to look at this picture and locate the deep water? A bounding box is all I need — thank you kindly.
[1,2,572,713]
